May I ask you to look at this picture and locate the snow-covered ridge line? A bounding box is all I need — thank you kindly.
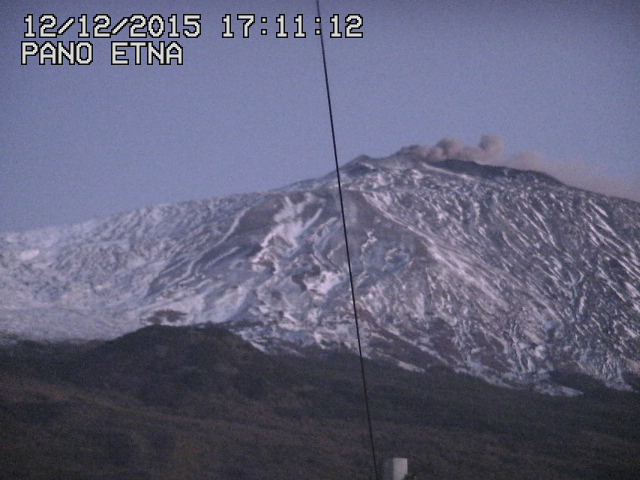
[1,149,639,395]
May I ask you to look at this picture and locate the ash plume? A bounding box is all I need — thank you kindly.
[502,150,640,203]
[416,136,640,202]
[417,135,505,163]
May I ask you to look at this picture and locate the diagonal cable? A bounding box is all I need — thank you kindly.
[314,1,379,478]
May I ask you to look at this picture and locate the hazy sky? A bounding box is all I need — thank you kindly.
[1,0,639,232]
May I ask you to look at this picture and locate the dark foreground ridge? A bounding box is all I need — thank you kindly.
[1,324,639,479]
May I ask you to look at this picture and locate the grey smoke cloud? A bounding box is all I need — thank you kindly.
[417,136,639,203]
[503,151,640,203]
[417,135,505,163]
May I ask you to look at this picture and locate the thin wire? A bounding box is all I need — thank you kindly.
[314,1,379,478]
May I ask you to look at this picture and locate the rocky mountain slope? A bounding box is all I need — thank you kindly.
[1,147,639,393]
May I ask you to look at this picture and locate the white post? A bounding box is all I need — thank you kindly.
[383,457,409,480]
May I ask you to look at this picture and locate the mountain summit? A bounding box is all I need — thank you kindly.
[1,147,639,394]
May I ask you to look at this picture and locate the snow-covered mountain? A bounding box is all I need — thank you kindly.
[1,147,639,394]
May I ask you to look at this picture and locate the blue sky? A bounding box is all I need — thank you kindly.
[1,0,639,231]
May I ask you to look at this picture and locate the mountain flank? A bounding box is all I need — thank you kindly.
[1,324,639,479]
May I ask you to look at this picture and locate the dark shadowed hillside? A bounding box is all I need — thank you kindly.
[1,324,639,479]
